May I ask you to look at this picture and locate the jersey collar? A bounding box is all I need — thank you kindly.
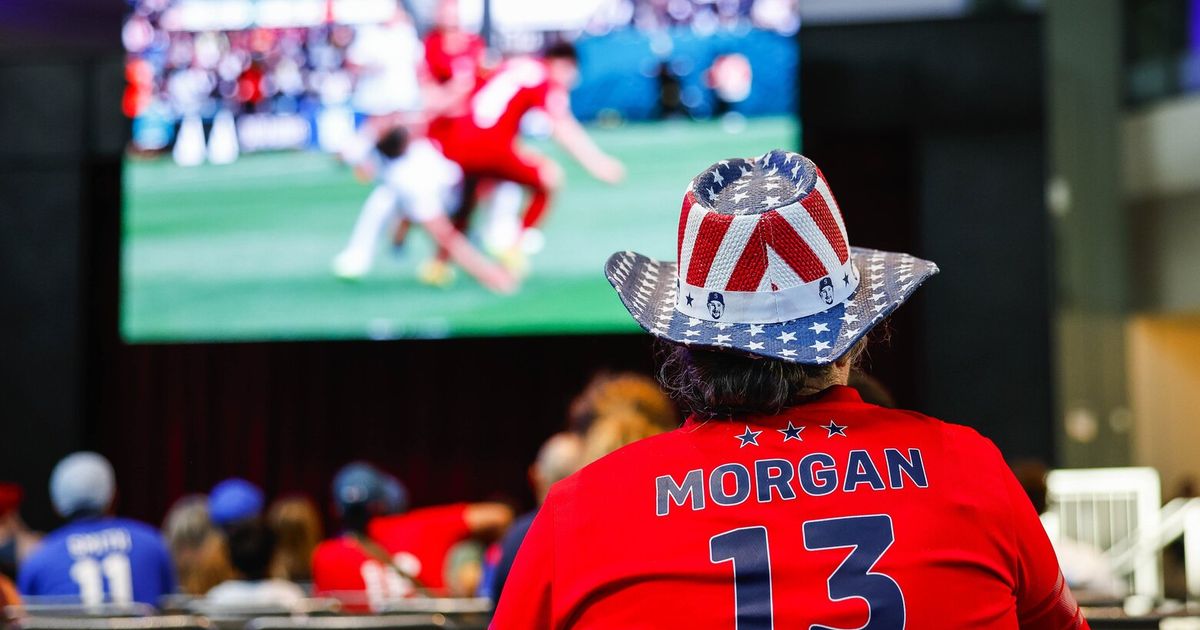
[682,385,865,428]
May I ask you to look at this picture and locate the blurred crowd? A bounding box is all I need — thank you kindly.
[121,0,797,151]
[0,371,680,611]
[585,0,799,35]
[0,367,1130,613]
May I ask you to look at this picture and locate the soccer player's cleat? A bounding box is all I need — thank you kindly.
[498,244,530,279]
[417,259,457,287]
[332,251,370,281]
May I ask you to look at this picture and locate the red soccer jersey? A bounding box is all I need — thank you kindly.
[492,386,1088,630]
[367,503,472,592]
[429,57,566,149]
[424,29,486,84]
[311,537,413,611]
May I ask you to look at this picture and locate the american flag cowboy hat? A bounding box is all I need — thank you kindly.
[604,150,939,364]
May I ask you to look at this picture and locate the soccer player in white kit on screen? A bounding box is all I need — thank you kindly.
[331,127,515,294]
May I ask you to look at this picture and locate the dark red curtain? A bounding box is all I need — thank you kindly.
[89,334,659,529]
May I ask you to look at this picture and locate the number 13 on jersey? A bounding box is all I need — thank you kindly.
[709,514,905,629]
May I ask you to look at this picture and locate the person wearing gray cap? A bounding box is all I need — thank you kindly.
[17,452,176,606]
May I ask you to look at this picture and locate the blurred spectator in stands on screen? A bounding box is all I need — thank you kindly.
[847,369,898,408]
[206,518,303,608]
[568,371,678,435]
[18,453,176,605]
[1012,459,1125,599]
[488,432,584,600]
[208,478,265,530]
[267,495,322,583]
[312,462,415,610]
[340,0,424,179]
[163,494,233,595]
[0,483,41,581]
[420,0,487,117]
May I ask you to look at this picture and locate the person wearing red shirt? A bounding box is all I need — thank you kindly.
[491,150,1088,629]
[368,501,512,593]
[422,42,625,280]
[312,463,416,610]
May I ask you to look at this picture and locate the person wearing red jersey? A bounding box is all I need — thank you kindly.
[313,462,514,604]
[367,498,512,593]
[491,151,1088,629]
[421,41,625,282]
[312,463,418,610]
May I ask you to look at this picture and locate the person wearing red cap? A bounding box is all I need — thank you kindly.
[491,151,1087,629]
[0,483,41,582]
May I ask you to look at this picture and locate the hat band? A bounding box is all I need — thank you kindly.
[674,260,860,324]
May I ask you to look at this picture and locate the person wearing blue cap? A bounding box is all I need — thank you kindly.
[311,462,412,610]
[17,452,176,606]
[208,478,264,528]
[204,477,305,607]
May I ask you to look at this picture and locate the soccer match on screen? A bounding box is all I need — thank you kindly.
[120,0,799,341]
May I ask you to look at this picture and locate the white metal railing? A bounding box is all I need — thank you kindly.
[1046,467,1163,598]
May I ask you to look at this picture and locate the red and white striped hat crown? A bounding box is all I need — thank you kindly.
[674,150,859,324]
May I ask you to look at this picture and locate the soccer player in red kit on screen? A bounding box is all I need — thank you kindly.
[422,41,626,281]
[491,150,1088,629]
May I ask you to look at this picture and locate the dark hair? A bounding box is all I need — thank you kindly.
[375,127,409,160]
[543,41,579,63]
[654,339,862,419]
[224,519,277,581]
[1010,459,1049,514]
[340,503,370,535]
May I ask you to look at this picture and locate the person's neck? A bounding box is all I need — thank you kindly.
[68,509,105,522]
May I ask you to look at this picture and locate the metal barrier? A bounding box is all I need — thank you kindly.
[244,616,451,630]
[10,615,211,630]
[1046,467,1164,598]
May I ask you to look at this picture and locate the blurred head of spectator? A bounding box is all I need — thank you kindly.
[209,478,264,528]
[487,407,663,600]
[226,519,276,582]
[332,462,392,534]
[1011,459,1050,515]
[267,495,323,582]
[0,483,41,581]
[163,494,233,595]
[582,408,669,465]
[443,540,483,597]
[206,518,305,607]
[569,371,678,435]
[529,433,584,505]
[379,473,409,516]
[50,452,116,520]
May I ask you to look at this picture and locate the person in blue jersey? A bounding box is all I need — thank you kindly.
[18,452,176,606]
